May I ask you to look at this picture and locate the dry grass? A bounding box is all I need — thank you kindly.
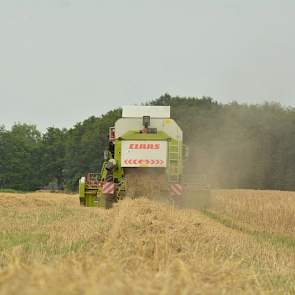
[211,189,295,236]
[0,191,295,294]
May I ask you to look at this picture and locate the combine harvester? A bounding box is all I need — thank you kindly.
[79,106,209,208]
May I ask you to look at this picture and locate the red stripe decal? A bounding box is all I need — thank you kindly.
[103,182,114,194]
[170,184,183,196]
[123,159,165,166]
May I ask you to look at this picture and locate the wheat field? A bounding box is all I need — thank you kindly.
[0,190,295,294]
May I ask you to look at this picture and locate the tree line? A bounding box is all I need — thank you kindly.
[1,95,295,191]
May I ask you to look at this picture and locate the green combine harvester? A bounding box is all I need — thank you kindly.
[79,106,209,208]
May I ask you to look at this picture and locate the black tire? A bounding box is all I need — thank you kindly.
[104,194,114,209]
[79,197,86,206]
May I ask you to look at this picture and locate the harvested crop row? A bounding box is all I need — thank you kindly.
[210,189,295,236]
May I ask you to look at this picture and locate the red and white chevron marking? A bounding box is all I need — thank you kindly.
[123,159,165,166]
[170,183,183,196]
[103,182,115,194]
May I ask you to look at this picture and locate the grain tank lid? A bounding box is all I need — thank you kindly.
[122,106,170,118]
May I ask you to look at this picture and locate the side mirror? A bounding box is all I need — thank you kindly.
[104,150,109,160]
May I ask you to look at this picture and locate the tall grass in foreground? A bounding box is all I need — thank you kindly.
[0,191,295,294]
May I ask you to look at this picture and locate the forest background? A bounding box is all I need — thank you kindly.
[1,94,294,191]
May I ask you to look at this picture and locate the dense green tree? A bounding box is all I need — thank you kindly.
[63,109,121,190]
[41,127,67,189]
[0,124,43,190]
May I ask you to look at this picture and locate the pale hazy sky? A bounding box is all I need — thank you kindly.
[1,0,294,131]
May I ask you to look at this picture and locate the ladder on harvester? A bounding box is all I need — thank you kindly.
[168,140,182,183]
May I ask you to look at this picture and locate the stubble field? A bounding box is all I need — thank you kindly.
[0,190,295,294]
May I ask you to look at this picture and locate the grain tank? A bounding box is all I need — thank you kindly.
[79,106,184,208]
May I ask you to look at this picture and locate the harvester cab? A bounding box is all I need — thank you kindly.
[79,106,193,208]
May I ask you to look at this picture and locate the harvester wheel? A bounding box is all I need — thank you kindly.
[104,194,115,209]
[79,197,86,206]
